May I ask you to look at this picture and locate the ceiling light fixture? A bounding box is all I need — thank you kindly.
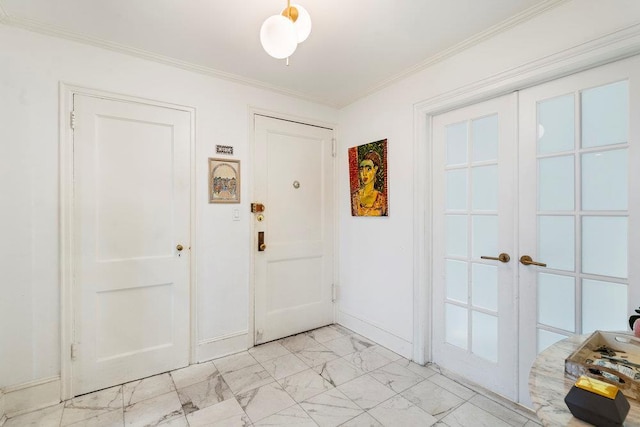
[260,1,312,65]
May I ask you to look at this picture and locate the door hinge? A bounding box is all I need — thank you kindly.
[71,343,78,360]
[331,138,337,158]
[332,283,337,302]
[70,111,76,129]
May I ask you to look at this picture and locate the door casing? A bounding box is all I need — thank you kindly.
[59,84,196,400]
[414,28,640,395]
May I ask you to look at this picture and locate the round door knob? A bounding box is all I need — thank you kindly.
[176,244,184,251]
[259,243,267,251]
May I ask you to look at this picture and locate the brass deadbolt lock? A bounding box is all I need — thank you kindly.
[251,203,265,213]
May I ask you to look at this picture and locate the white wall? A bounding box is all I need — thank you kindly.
[0,24,337,389]
[336,0,640,358]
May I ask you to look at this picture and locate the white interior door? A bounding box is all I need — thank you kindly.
[253,115,334,344]
[431,55,640,405]
[518,55,640,405]
[73,94,191,396]
[432,94,518,400]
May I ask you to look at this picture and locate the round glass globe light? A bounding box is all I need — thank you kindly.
[260,15,297,59]
[291,4,312,43]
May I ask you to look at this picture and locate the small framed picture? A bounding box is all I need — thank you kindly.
[209,158,240,203]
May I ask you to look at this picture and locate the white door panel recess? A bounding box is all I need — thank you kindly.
[73,94,191,396]
[253,115,335,344]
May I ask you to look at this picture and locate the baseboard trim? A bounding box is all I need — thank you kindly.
[196,331,248,363]
[336,310,413,359]
[2,376,60,419]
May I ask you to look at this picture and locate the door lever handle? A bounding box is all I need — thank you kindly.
[258,231,266,252]
[480,253,510,263]
[519,255,546,267]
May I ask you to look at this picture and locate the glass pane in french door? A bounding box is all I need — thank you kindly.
[432,94,517,400]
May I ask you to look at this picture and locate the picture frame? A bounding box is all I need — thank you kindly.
[348,139,388,216]
[209,158,240,203]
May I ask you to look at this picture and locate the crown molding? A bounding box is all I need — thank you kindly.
[344,0,569,107]
[0,12,339,108]
[415,23,640,114]
[0,0,568,109]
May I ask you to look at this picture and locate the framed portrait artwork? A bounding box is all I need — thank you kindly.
[348,139,388,216]
[209,158,240,203]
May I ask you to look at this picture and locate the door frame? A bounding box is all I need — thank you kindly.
[59,83,196,400]
[413,26,640,372]
[247,107,337,347]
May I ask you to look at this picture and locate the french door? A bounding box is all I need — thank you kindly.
[432,55,640,404]
[518,55,640,404]
[432,94,518,400]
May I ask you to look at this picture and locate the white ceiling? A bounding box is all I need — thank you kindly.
[0,0,559,107]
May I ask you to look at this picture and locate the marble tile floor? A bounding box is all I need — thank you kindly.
[5,325,542,427]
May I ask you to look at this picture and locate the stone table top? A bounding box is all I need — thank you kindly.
[529,334,640,426]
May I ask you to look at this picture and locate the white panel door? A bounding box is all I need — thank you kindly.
[518,55,640,405]
[432,94,518,400]
[73,94,191,396]
[254,115,334,344]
